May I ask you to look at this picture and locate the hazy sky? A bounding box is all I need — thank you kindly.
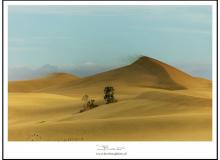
[8,5,212,80]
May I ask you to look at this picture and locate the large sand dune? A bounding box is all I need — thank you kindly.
[39,56,211,92]
[8,56,212,141]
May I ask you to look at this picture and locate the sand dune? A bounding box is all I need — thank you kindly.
[27,56,212,97]
[8,56,212,141]
[9,113,211,141]
[8,90,211,141]
[9,56,211,93]
[9,73,79,92]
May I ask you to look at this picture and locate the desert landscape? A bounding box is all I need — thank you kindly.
[8,56,212,141]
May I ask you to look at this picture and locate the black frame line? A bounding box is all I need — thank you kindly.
[1,0,218,159]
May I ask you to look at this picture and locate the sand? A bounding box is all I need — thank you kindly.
[8,56,212,141]
[8,73,79,92]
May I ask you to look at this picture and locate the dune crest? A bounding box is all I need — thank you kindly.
[39,56,211,93]
[9,56,211,93]
[9,72,79,92]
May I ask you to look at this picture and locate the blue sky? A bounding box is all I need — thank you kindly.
[8,5,212,80]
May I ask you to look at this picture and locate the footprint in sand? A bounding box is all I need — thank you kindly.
[30,133,42,141]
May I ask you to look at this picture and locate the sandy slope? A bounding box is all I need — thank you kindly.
[38,56,211,93]
[8,73,79,92]
[8,56,212,141]
[8,89,211,141]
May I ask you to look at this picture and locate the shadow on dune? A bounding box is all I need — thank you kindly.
[136,90,211,105]
[129,56,187,90]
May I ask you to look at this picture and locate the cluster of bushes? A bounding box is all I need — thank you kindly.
[80,86,117,113]
[80,95,98,113]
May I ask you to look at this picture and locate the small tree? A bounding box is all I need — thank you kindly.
[82,94,89,110]
[104,86,116,104]
[80,95,98,112]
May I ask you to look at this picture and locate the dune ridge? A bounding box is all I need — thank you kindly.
[9,56,211,93]
[23,56,210,95]
[9,72,79,92]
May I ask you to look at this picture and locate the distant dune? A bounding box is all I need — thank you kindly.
[8,56,212,141]
[8,73,79,92]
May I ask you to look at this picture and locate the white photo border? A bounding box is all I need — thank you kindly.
[2,1,218,159]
